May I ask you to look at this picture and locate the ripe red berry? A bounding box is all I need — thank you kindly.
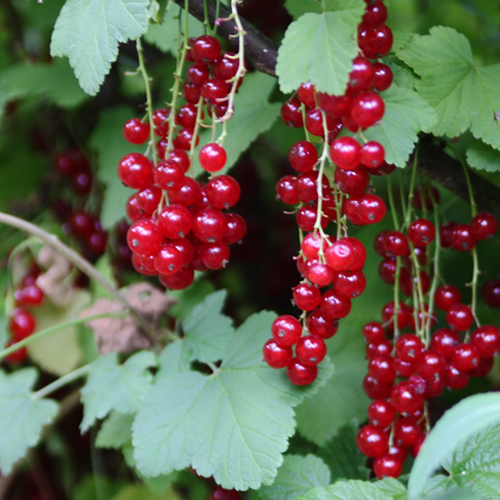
[152,108,170,137]
[391,381,424,415]
[335,167,370,194]
[154,245,183,275]
[368,399,395,428]
[306,309,339,339]
[158,204,193,239]
[363,374,392,399]
[444,365,470,389]
[333,270,366,299]
[136,186,162,215]
[358,24,393,59]
[289,141,318,172]
[362,1,388,28]
[4,342,28,363]
[199,143,227,173]
[223,213,246,244]
[123,118,150,144]
[118,153,154,190]
[471,213,497,240]
[394,358,416,377]
[373,455,403,479]
[295,335,327,366]
[472,325,500,357]
[416,350,446,381]
[360,141,385,168]
[159,266,195,290]
[482,279,500,308]
[281,98,304,127]
[434,284,461,311]
[363,322,385,343]
[169,177,202,208]
[208,487,242,500]
[356,425,388,458]
[451,224,477,251]
[452,343,480,371]
[15,284,44,307]
[408,219,435,246]
[350,91,385,128]
[381,302,412,330]
[263,339,293,369]
[372,62,393,91]
[330,137,362,171]
[271,315,302,347]
[366,339,393,360]
[155,160,185,191]
[368,355,396,384]
[191,35,221,63]
[394,417,422,447]
[287,359,318,385]
[70,210,95,238]
[192,208,227,243]
[470,357,494,378]
[293,283,322,311]
[344,193,386,225]
[348,56,374,92]
[325,237,366,271]
[206,175,241,209]
[10,308,36,341]
[439,221,457,248]
[395,334,423,362]
[383,231,409,257]
[446,303,474,331]
[297,81,316,107]
[176,103,201,129]
[303,259,335,287]
[200,242,230,270]
[127,218,163,256]
[213,53,239,81]
[431,328,461,359]
[301,233,329,261]
[276,175,299,205]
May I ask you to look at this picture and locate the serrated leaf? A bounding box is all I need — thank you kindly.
[296,479,394,500]
[168,279,216,320]
[0,368,58,475]
[81,351,156,432]
[408,393,500,500]
[182,290,234,363]
[96,412,134,449]
[144,4,204,54]
[191,72,281,177]
[316,421,369,482]
[373,478,407,500]
[284,0,321,19]
[276,1,365,95]
[28,290,90,376]
[89,106,143,229]
[132,311,334,490]
[50,0,150,95]
[466,139,500,172]
[361,85,437,167]
[259,454,331,500]
[397,26,500,147]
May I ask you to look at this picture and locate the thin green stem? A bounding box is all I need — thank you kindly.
[0,312,127,360]
[0,213,160,347]
[188,94,206,167]
[32,364,91,400]
[387,175,400,230]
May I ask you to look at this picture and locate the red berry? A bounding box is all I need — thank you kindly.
[330,137,362,171]
[200,242,230,270]
[344,193,386,225]
[296,206,328,232]
[306,309,338,339]
[381,302,412,330]
[362,1,388,28]
[431,328,461,359]
[183,81,201,103]
[69,210,95,238]
[293,283,322,311]
[123,118,150,144]
[439,221,457,248]
[348,56,374,92]
[470,357,494,377]
[10,308,36,341]
[372,62,393,91]
[471,213,497,240]
[356,425,388,458]
[301,232,330,261]
[14,284,44,307]
[395,334,423,362]
[4,342,28,363]
[317,93,351,118]
[281,98,303,127]
[152,108,170,137]
[287,358,318,385]
[199,143,227,173]
[360,141,385,168]
[335,166,370,194]
[297,81,316,107]
[295,335,327,366]
[174,128,199,151]
[452,343,480,371]
[191,35,221,64]
[325,237,366,271]
[209,487,241,500]
[118,153,153,190]
[169,177,202,208]
[271,315,302,347]
[383,231,409,257]
[333,270,366,299]
[223,212,246,244]
[391,381,424,415]
[159,266,195,290]
[213,53,239,81]
[350,91,385,128]
[177,103,201,129]
[303,259,335,287]
[263,339,293,369]
[206,175,240,209]
[192,208,227,243]
[434,284,461,311]
[451,224,477,251]
[394,417,422,447]
[444,365,470,389]
[368,399,395,428]
[320,290,351,319]
[416,350,446,381]
[368,355,396,384]
[187,63,210,88]
[362,322,385,343]
[155,161,185,191]
[295,171,330,204]
[446,303,474,331]
[408,219,435,246]
[366,339,393,359]
[154,245,183,275]
[289,141,318,172]
[472,325,500,357]
[358,24,393,59]
[363,374,393,399]
[136,186,162,215]
[158,204,193,239]
[482,279,500,307]
[276,175,299,205]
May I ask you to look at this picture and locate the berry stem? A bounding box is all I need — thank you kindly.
[387,175,400,231]
[0,212,160,348]
[189,94,206,167]
[0,311,127,361]
[136,37,159,167]
[300,103,312,143]
[32,364,91,400]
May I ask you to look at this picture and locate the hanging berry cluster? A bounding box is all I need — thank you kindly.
[120,25,247,290]
[357,177,500,479]
[263,0,394,385]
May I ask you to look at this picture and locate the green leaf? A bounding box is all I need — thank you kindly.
[157,341,193,378]
[28,290,90,376]
[81,351,156,432]
[374,478,408,500]
[295,479,395,500]
[191,72,281,177]
[408,393,500,500]
[284,0,321,19]
[89,106,143,229]
[144,4,204,54]
[0,368,58,475]
[466,139,500,172]
[276,1,365,95]
[168,279,216,320]
[132,311,333,490]
[0,59,88,116]
[110,484,181,500]
[182,290,235,363]
[397,26,500,147]
[423,489,485,500]
[361,85,437,167]
[50,0,150,95]
[258,454,331,500]
[95,412,134,449]
[316,421,369,482]
[74,475,128,500]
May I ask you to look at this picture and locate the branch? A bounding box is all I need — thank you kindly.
[176,0,500,217]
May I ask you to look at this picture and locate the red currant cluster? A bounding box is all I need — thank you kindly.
[4,269,44,364]
[357,188,499,479]
[120,35,246,290]
[263,0,394,385]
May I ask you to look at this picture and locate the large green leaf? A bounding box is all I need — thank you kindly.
[182,290,235,363]
[132,311,333,490]
[0,368,58,475]
[284,0,322,19]
[466,139,500,172]
[50,0,150,95]
[408,393,500,499]
[95,412,134,449]
[397,27,500,147]
[276,0,365,95]
[81,351,156,431]
[295,479,395,500]
[361,85,437,167]
[259,454,331,500]
[191,72,281,177]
